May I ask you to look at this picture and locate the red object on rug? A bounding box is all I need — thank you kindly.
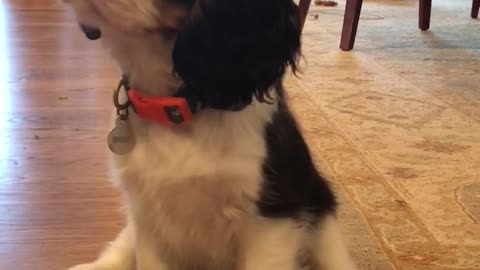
[314,0,338,7]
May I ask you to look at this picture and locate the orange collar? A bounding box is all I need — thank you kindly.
[127,88,194,127]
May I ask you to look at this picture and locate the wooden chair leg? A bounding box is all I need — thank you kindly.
[473,0,480,19]
[419,0,432,31]
[299,0,312,31]
[340,0,364,51]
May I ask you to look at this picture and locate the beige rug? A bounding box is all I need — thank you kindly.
[287,1,480,269]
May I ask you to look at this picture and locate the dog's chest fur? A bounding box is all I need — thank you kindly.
[114,103,275,269]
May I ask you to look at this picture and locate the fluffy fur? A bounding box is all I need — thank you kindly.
[65,0,356,270]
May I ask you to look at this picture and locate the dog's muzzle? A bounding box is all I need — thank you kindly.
[80,24,102,40]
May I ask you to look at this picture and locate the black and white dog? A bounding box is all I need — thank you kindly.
[66,1,356,270]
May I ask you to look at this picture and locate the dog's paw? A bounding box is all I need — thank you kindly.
[67,263,98,270]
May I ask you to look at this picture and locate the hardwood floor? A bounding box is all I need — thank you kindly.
[0,1,123,270]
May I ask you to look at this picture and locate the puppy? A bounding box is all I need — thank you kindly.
[65,1,356,270]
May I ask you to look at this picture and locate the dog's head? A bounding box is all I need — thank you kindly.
[66,0,301,110]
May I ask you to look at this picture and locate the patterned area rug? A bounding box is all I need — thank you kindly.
[287,1,480,269]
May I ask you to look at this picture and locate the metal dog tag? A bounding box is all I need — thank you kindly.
[108,117,135,155]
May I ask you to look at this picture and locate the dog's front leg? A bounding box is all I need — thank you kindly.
[241,218,303,270]
[313,215,357,270]
[68,222,135,270]
[134,237,169,270]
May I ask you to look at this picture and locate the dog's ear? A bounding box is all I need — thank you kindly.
[172,0,301,110]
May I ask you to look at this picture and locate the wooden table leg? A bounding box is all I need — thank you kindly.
[472,0,480,19]
[340,0,364,51]
[419,0,432,30]
[299,0,312,30]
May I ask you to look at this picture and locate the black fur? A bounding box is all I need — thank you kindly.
[171,0,334,221]
[172,0,301,110]
[258,88,337,221]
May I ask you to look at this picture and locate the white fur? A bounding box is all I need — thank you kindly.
[242,218,305,270]
[117,101,276,270]
[315,216,357,270]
